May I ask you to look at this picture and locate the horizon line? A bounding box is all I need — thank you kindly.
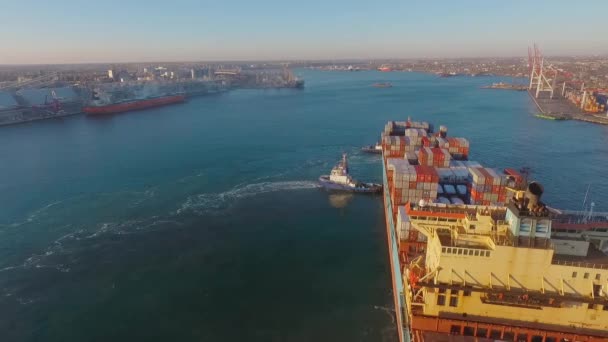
[2,53,608,67]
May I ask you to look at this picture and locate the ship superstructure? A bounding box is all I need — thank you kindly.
[380,119,608,342]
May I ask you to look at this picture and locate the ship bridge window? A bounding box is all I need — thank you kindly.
[475,328,487,338]
[584,272,589,279]
[469,224,476,230]
[450,325,461,335]
[535,220,549,233]
[490,330,502,339]
[437,294,446,306]
[449,295,459,307]
[520,219,531,233]
[463,327,475,336]
[572,272,577,278]
[596,274,601,281]
[594,228,608,233]
[603,305,608,311]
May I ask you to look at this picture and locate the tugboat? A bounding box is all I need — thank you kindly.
[361,142,382,154]
[319,154,382,193]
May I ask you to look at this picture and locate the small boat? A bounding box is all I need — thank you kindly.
[319,154,382,193]
[361,142,382,154]
[372,82,392,88]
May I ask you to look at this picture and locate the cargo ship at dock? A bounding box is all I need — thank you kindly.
[83,94,185,115]
[379,119,608,342]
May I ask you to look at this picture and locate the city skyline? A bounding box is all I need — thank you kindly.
[2,0,608,64]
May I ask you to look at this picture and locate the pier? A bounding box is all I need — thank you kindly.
[481,83,527,91]
[528,91,608,125]
[527,45,608,125]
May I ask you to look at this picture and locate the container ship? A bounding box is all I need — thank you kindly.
[379,119,608,342]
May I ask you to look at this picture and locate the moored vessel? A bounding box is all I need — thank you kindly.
[319,154,382,193]
[84,94,185,115]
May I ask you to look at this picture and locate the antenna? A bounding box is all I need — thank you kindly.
[581,184,591,223]
[582,183,591,211]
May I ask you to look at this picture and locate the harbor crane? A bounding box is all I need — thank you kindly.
[528,44,556,98]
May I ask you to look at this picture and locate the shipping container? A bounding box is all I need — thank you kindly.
[437,197,451,205]
[450,197,465,205]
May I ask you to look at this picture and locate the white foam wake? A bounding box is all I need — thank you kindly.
[176,180,320,215]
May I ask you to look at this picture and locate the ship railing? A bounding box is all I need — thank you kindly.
[559,209,608,217]
[552,259,608,270]
[441,246,492,258]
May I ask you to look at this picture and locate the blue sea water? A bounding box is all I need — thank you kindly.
[0,70,607,341]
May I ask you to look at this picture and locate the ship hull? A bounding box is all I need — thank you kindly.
[84,95,186,115]
[382,158,410,342]
[318,176,382,193]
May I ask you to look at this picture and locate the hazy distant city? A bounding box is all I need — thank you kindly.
[1,54,607,126]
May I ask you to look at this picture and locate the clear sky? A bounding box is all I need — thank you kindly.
[1,0,607,64]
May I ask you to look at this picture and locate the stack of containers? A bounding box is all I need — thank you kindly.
[435,136,449,149]
[413,165,439,202]
[436,168,455,184]
[404,128,426,146]
[468,167,507,206]
[387,160,439,221]
[384,121,431,136]
[387,158,415,220]
[417,147,451,168]
[383,122,395,136]
[396,206,426,244]
[404,151,418,165]
[463,161,482,168]
[446,137,470,159]
[451,166,469,184]
[421,136,431,147]
[382,136,417,158]
[408,121,431,132]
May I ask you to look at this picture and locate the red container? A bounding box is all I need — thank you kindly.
[421,136,430,147]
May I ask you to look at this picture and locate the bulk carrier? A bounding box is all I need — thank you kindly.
[84,83,186,115]
[83,94,185,115]
[379,119,608,342]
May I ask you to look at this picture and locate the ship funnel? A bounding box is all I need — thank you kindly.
[439,125,448,138]
[525,182,544,210]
